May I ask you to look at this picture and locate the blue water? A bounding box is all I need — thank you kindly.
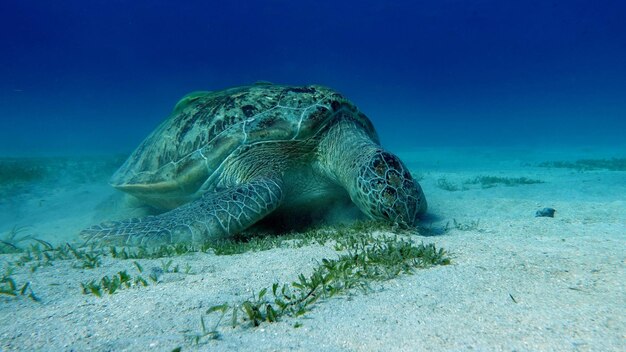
[2,3,626,350]
[1,0,625,156]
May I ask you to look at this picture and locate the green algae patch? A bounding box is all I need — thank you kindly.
[539,158,626,171]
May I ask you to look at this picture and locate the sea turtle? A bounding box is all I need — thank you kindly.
[81,84,427,246]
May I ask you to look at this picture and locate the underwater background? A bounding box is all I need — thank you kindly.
[2,2,626,350]
[1,0,625,156]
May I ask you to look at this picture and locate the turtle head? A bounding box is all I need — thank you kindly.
[352,150,427,227]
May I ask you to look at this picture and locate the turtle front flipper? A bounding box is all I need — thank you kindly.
[81,177,283,247]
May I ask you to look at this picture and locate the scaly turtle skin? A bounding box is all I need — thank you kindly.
[81,84,427,246]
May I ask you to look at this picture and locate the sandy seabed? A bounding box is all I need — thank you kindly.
[1,146,624,351]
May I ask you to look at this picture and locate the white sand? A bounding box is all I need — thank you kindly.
[1,147,624,351]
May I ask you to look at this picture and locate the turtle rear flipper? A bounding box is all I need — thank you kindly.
[81,177,283,247]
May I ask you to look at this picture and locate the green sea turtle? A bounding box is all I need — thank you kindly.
[81,84,427,246]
